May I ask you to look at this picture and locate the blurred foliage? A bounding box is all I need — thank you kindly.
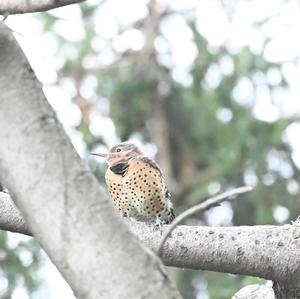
[2,0,300,298]
[0,231,41,299]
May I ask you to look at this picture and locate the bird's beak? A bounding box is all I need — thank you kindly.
[91,153,107,158]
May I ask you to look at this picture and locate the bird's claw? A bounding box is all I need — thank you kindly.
[154,217,163,235]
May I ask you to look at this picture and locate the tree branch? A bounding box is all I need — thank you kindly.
[232,284,275,299]
[0,192,30,235]
[157,186,252,254]
[0,22,180,299]
[0,0,84,15]
[1,191,300,288]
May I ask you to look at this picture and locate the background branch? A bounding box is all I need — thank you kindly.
[0,0,84,15]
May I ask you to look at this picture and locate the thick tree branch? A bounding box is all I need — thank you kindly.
[232,284,275,299]
[1,191,300,288]
[157,186,252,254]
[0,0,84,15]
[0,192,30,235]
[0,22,180,299]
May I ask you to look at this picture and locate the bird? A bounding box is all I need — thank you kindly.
[92,142,175,228]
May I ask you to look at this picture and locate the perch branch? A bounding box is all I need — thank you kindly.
[157,186,252,254]
[1,191,300,287]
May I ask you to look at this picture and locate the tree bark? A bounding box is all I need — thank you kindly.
[0,22,181,299]
[273,282,300,299]
[0,0,84,15]
[0,192,30,235]
[2,190,300,290]
[232,284,275,299]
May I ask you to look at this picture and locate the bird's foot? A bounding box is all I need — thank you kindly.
[128,216,139,222]
[154,217,164,235]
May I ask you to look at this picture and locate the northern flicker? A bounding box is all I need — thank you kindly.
[92,142,175,226]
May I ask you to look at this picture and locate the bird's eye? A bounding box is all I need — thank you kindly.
[116,148,121,152]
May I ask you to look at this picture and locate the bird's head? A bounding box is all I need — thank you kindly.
[92,142,144,166]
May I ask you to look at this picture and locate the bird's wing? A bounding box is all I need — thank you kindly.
[139,156,162,176]
[139,156,172,200]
